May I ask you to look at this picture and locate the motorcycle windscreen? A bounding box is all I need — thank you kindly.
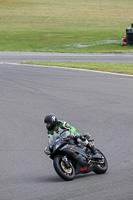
[48,129,70,147]
[60,130,70,138]
[48,133,59,147]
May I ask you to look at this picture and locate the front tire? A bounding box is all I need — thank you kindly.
[53,155,75,181]
[93,149,108,174]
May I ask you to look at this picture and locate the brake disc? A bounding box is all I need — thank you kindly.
[60,161,72,174]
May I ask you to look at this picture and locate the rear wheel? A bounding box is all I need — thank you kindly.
[93,149,108,174]
[53,155,75,181]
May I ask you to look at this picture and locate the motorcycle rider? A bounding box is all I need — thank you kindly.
[44,113,102,159]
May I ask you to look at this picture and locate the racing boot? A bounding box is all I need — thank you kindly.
[87,143,102,159]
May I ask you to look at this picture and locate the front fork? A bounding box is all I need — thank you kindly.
[62,155,71,168]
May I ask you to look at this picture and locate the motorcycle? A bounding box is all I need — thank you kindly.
[44,130,108,181]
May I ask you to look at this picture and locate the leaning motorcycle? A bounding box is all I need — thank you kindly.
[44,130,108,181]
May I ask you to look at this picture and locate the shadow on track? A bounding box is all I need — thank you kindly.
[22,172,106,184]
[23,175,64,183]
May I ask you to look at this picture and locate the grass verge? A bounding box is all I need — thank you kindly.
[0,0,133,52]
[21,61,133,75]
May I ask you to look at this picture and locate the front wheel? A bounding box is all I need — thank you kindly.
[93,149,108,174]
[53,155,75,181]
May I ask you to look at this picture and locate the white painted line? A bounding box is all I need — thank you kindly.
[6,62,133,78]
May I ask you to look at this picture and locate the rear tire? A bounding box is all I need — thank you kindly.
[53,155,75,181]
[93,149,108,174]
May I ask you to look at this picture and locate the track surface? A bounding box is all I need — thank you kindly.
[1,51,133,63]
[0,53,133,200]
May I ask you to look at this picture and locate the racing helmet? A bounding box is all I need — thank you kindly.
[44,113,58,131]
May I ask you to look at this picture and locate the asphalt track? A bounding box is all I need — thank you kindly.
[1,51,133,63]
[0,53,133,200]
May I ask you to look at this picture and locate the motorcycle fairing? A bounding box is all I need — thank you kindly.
[60,144,94,174]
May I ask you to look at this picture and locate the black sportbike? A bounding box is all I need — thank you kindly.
[44,130,108,181]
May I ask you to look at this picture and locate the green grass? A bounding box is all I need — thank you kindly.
[21,61,133,75]
[0,0,133,53]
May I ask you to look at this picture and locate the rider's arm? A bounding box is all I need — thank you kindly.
[58,120,80,136]
[47,130,54,135]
